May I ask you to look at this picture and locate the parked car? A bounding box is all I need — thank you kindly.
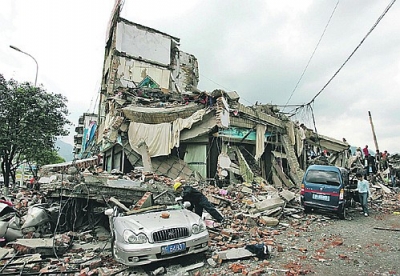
[105,195,209,266]
[300,165,358,219]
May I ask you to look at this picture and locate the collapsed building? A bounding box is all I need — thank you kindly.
[75,2,350,190]
[1,3,398,274]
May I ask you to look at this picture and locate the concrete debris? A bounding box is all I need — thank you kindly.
[279,189,296,202]
[259,216,279,226]
[181,262,204,272]
[253,197,285,213]
[11,235,70,256]
[0,162,397,275]
[375,182,392,194]
[217,248,255,260]
[151,266,165,275]
[207,257,217,267]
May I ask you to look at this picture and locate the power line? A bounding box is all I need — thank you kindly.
[283,0,340,110]
[199,73,231,91]
[290,0,397,117]
[306,0,397,106]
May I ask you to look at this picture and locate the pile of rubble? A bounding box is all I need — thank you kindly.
[0,162,398,275]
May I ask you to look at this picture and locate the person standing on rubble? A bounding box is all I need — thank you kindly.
[374,150,381,172]
[381,150,389,170]
[355,147,363,161]
[356,173,371,217]
[366,155,376,179]
[389,165,396,188]
[363,145,369,160]
[173,182,224,223]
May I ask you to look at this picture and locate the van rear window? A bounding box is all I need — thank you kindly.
[305,170,341,186]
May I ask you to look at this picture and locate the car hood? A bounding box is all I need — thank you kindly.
[114,208,200,233]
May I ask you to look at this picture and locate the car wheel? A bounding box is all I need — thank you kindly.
[338,207,347,220]
[304,206,312,214]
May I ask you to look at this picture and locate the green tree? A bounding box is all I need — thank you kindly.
[34,149,66,170]
[25,149,66,177]
[0,74,71,189]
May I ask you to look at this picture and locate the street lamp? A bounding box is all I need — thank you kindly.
[10,45,39,86]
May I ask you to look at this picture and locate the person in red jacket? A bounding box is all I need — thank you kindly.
[362,145,369,159]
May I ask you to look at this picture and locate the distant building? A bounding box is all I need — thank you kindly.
[73,113,98,159]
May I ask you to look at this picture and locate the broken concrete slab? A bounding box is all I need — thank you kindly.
[249,206,283,217]
[279,190,296,202]
[182,262,204,272]
[272,161,295,188]
[254,197,285,212]
[107,178,142,188]
[10,237,69,256]
[272,173,283,188]
[241,186,253,194]
[375,182,392,194]
[0,247,10,259]
[169,262,205,276]
[7,253,43,269]
[259,216,279,226]
[217,248,255,260]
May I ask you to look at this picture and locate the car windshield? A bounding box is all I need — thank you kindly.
[305,170,341,186]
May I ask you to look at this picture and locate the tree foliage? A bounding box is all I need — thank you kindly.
[35,149,66,168]
[0,74,71,187]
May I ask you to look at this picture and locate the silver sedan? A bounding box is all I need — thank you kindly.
[106,204,209,266]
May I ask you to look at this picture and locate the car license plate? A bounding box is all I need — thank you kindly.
[312,193,330,201]
[161,242,186,255]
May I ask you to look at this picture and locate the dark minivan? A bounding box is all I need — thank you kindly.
[300,165,353,219]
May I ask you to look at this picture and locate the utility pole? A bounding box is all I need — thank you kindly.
[368,111,379,151]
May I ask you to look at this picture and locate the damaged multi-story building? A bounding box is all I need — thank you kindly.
[76,1,350,189]
[73,112,98,159]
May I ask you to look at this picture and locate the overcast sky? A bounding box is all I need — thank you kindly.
[1,0,399,154]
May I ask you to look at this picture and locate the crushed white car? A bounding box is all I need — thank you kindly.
[105,194,209,266]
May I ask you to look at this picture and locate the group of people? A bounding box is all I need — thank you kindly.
[360,145,390,171]
[355,145,396,187]
[354,145,397,218]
